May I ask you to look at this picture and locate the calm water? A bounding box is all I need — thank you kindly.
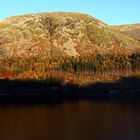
[0,99,140,140]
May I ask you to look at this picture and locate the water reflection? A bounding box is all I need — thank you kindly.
[0,99,140,140]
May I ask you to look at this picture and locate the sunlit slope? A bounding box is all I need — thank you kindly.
[0,12,140,57]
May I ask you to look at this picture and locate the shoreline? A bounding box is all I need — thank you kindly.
[0,75,140,104]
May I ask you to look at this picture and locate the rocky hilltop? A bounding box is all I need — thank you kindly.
[0,12,140,58]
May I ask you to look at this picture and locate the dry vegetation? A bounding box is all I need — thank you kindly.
[0,53,140,85]
[0,12,140,86]
[0,12,140,58]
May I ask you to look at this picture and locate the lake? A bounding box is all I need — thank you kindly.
[0,98,140,140]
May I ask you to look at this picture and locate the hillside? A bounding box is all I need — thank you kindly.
[114,24,140,41]
[0,12,140,58]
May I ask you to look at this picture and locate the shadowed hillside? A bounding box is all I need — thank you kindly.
[114,24,140,41]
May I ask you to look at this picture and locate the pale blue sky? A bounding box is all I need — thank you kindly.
[0,0,140,25]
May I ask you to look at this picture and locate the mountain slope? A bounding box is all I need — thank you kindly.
[114,24,140,41]
[0,12,140,57]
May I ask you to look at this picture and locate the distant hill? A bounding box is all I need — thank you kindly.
[114,24,140,41]
[0,12,140,57]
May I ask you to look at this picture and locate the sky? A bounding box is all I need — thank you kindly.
[0,0,140,25]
